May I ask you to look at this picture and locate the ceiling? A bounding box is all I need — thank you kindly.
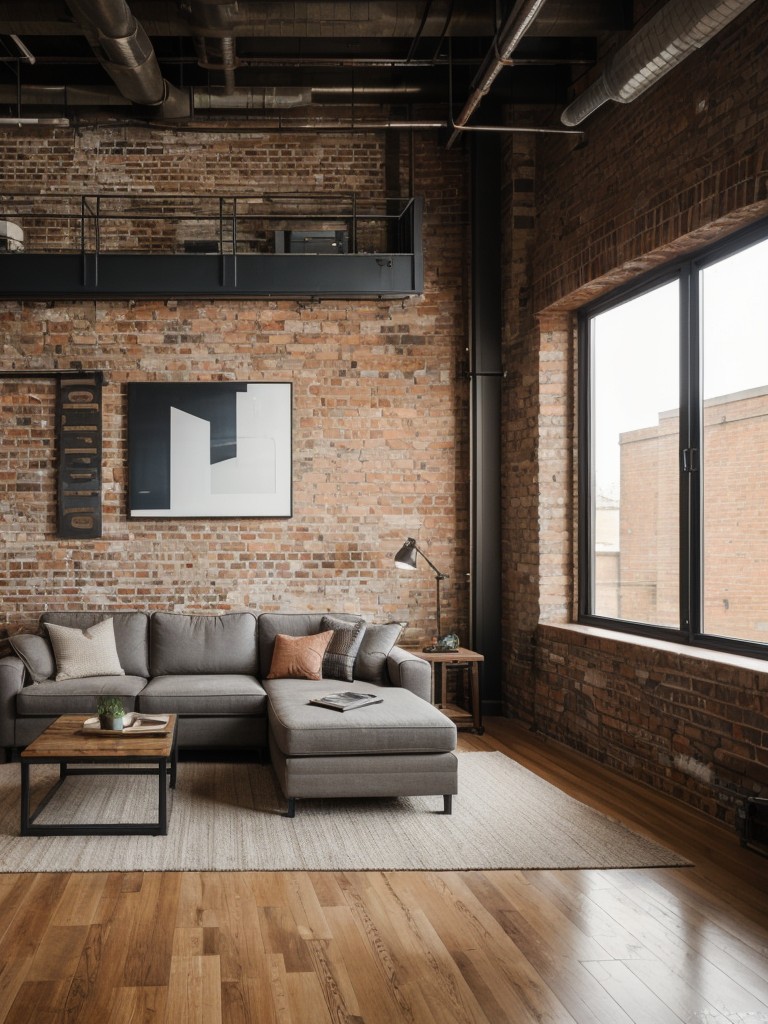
[0,0,633,133]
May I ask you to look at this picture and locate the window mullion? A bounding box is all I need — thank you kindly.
[679,263,700,641]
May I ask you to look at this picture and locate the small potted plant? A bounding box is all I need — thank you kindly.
[96,696,125,731]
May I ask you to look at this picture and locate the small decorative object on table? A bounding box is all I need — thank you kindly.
[95,696,125,731]
[308,691,383,712]
[83,712,172,735]
[423,633,460,654]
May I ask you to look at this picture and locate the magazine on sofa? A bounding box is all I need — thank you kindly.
[308,692,383,712]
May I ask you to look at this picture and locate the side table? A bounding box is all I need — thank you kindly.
[411,647,484,734]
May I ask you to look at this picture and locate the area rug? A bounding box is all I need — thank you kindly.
[0,752,690,873]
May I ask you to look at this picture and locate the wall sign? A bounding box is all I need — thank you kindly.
[57,373,103,539]
[128,381,292,518]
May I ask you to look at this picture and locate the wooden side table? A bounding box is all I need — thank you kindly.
[411,647,484,734]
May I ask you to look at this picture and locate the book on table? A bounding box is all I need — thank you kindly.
[308,691,383,712]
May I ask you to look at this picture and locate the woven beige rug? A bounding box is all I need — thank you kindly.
[0,752,689,872]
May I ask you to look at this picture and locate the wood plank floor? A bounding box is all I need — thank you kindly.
[0,717,766,1023]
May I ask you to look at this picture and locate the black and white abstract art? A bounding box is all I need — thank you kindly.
[128,382,292,517]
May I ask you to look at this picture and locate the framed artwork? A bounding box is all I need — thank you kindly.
[128,381,292,518]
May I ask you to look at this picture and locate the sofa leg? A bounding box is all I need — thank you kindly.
[443,794,452,815]
[285,797,296,818]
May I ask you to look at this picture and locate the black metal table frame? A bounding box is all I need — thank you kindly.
[20,735,178,838]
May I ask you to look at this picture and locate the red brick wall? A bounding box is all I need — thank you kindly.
[0,129,470,644]
[501,1,768,825]
[499,132,540,718]
[534,624,768,825]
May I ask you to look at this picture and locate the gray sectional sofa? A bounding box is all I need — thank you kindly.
[0,610,458,814]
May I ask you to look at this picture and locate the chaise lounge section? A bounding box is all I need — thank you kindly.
[259,613,458,815]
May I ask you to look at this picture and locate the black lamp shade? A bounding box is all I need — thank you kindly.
[394,538,418,569]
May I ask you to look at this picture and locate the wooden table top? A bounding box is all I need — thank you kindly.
[21,714,177,760]
[407,647,484,663]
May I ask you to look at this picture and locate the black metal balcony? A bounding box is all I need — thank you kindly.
[0,192,424,299]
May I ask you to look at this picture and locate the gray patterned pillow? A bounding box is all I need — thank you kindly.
[44,617,125,681]
[320,615,367,682]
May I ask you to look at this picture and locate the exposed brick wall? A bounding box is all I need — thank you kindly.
[534,3,768,313]
[0,129,470,646]
[499,133,539,722]
[535,625,768,827]
[500,1,768,824]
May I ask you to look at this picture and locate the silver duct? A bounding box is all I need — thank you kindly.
[181,1,240,95]
[193,87,312,110]
[64,0,190,113]
[561,0,758,125]
[0,83,312,110]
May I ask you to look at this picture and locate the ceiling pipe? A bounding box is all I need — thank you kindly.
[0,83,312,110]
[64,0,189,113]
[180,0,240,95]
[446,0,551,149]
[451,121,583,136]
[148,118,449,133]
[9,35,36,63]
[194,86,312,109]
[560,0,758,126]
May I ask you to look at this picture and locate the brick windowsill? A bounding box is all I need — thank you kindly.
[539,621,768,677]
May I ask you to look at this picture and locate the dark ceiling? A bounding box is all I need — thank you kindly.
[0,1,633,131]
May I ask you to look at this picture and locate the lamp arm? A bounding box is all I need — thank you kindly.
[414,543,448,580]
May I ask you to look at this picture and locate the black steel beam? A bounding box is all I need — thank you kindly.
[0,252,423,299]
[469,133,503,716]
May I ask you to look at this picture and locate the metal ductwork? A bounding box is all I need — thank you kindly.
[64,0,189,114]
[193,86,311,110]
[180,1,241,95]
[0,83,312,111]
[561,0,758,126]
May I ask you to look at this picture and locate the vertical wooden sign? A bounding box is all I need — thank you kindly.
[57,373,103,538]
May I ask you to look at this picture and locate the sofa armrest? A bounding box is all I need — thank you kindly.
[386,647,431,703]
[0,656,26,749]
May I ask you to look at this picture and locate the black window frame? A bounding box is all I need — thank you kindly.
[578,216,768,661]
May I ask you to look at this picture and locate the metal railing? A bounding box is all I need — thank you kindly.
[0,191,420,258]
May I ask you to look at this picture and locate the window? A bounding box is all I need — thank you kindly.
[579,219,768,656]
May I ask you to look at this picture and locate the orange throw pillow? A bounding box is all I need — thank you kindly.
[267,631,334,680]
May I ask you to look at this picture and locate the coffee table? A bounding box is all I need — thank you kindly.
[20,714,178,837]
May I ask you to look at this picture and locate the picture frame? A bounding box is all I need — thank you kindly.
[128,381,292,518]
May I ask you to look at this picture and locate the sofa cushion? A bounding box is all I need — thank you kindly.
[321,615,366,682]
[150,612,258,676]
[266,631,334,680]
[40,611,150,678]
[139,675,267,715]
[45,618,125,681]
[9,634,56,683]
[16,675,146,716]
[355,622,406,684]
[264,678,456,757]
[258,612,362,679]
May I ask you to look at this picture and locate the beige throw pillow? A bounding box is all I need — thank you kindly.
[44,617,125,681]
[266,631,334,680]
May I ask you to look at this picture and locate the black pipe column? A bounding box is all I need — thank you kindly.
[469,134,503,715]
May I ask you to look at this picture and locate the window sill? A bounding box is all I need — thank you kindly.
[539,621,768,676]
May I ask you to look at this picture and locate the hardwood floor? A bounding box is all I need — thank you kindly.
[0,718,766,1023]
